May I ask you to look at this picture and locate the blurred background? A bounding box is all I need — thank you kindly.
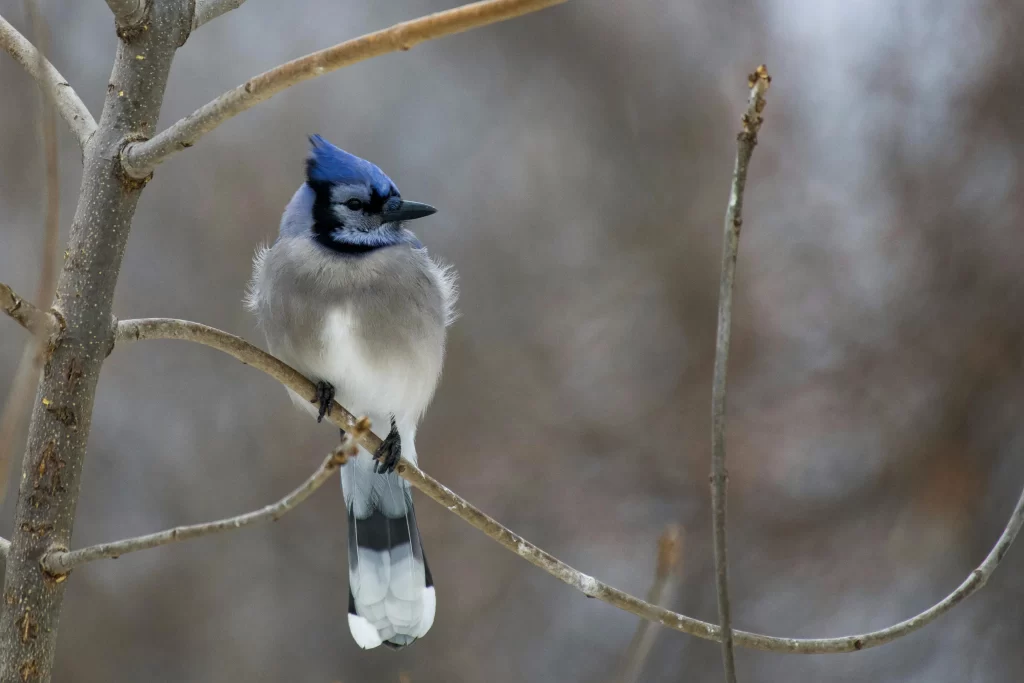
[2,0,1023,681]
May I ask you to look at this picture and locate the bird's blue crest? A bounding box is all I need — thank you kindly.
[306,135,399,198]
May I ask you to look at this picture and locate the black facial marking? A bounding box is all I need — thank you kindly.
[367,188,391,214]
[307,180,384,255]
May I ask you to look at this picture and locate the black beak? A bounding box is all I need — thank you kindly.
[380,200,437,224]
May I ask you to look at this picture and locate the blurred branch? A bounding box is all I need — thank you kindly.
[120,0,569,178]
[0,1,67,509]
[192,0,248,30]
[0,537,8,559]
[709,64,771,683]
[0,13,97,149]
[618,526,683,683]
[104,316,1024,653]
[0,283,59,339]
[104,0,148,30]
[41,428,367,574]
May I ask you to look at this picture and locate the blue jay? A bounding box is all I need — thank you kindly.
[246,135,457,649]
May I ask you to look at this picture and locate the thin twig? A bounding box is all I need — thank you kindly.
[709,64,771,683]
[619,526,683,683]
[0,13,97,149]
[192,0,248,30]
[105,316,1024,654]
[121,0,569,178]
[103,0,148,29]
[41,427,367,575]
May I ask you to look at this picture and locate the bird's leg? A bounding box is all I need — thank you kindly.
[374,416,401,474]
[314,380,335,423]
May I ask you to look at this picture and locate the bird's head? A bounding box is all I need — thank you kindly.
[301,134,436,254]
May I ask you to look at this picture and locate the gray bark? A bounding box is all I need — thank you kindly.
[0,2,192,680]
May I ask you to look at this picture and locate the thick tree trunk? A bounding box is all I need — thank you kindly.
[0,3,191,680]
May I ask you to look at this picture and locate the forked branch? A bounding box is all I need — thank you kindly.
[0,13,97,149]
[121,0,569,178]
[32,315,1022,655]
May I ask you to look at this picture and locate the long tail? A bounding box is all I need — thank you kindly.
[341,451,435,649]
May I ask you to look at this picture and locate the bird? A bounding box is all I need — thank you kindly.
[246,135,457,650]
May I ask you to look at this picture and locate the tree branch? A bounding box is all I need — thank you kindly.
[0,13,97,150]
[105,317,1024,654]
[41,427,366,574]
[0,283,59,339]
[120,0,569,178]
[103,0,148,30]
[618,526,683,683]
[709,64,771,683]
[0,3,193,679]
[0,1,64,510]
[192,0,248,31]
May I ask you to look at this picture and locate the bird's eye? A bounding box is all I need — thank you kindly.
[343,199,364,211]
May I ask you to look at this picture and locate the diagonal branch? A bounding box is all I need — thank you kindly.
[709,64,771,683]
[40,425,367,575]
[0,283,59,339]
[86,316,1024,654]
[618,526,683,683]
[120,0,569,178]
[0,13,97,150]
[192,0,249,31]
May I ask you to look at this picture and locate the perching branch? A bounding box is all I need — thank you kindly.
[0,283,58,339]
[192,0,249,31]
[41,426,366,574]
[86,316,1024,654]
[103,0,148,30]
[709,64,771,683]
[120,0,569,178]
[0,13,97,149]
[618,526,683,683]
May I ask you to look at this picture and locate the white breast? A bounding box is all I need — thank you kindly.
[310,305,443,426]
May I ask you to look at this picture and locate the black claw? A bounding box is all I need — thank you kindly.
[373,417,401,474]
[315,381,335,423]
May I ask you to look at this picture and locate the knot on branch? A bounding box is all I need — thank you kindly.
[116,134,154,188]
[113,1,152,42]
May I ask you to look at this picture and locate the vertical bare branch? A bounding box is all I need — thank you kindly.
[618,526,684,683]
[0,13,97,149]
[710,64,771,683]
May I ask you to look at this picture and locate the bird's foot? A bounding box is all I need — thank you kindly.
[374,419,401,474]
[314,381,335,423]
